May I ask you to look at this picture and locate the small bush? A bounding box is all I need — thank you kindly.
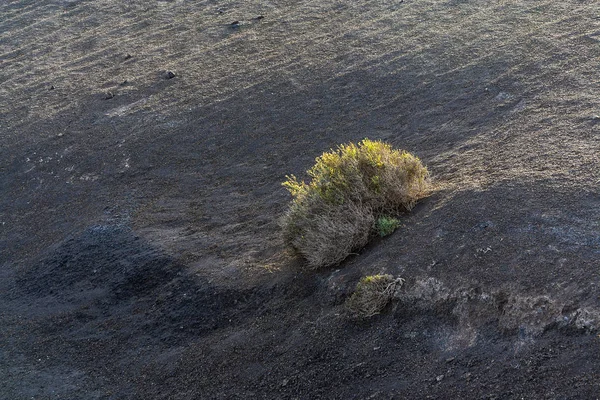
[281,139,429,269]
[376,216,401,237]
[346,274,404,318]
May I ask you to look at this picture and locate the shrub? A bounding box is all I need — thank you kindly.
[346,274,404,318]
[281,139,429,269]
[376,216,401,237]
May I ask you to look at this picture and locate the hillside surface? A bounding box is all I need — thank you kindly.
[2,0,600,398]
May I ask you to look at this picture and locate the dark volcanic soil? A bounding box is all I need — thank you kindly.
[2,0,600,398]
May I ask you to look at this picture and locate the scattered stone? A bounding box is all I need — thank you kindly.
[436,374,444,382]
[124,54,132,60]
[104,91,114,100]
[253,15,264,20]
[445,357,455,363]
[49,85,55,90]
[119,79,128,86]
[230,21,240,28]
[216,8,225,14]
[494,92,511,102]
[162,70,176,80]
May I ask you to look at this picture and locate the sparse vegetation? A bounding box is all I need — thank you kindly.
[281,139,430,269]
[375,216,401,237]
[346,274,404,318]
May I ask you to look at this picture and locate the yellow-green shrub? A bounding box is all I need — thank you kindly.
[281,139,429,269]
[346,274,404,318]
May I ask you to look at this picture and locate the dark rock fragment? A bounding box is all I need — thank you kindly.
[162,70,176,80]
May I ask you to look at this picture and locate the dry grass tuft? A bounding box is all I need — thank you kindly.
[346,274,404,318]
[281,139,430,269]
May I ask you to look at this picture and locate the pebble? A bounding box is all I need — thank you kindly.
[162,70,176,80]
[230,21,240,28]
[494,92,511,102]
[104,91,114,100]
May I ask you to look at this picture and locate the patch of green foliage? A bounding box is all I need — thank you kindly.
[376,216,401,237]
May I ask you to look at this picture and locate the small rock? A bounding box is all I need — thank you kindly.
[436,374,444,382]
[230,21,240,28]
[124,54,132,60]
[216,8,225,14]
[104,91,114,100]
[119,79,128,86]
[281,378,289,386]
[49,85,55,90]
[253,15,264,20]
[162,70,176,79]
[494,91,511,102]
[445,357,455,363]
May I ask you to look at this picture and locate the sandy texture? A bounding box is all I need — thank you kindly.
[2,0,600,398]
